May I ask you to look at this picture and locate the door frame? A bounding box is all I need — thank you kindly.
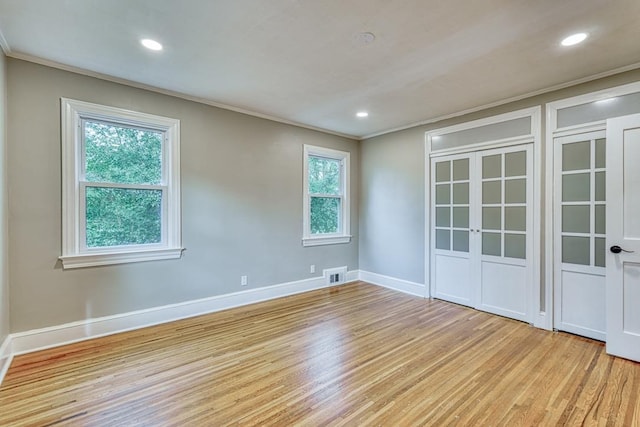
[425,106,542,326]
[545,81,640,333]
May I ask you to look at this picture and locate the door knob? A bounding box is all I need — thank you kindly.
[610,245,634,254]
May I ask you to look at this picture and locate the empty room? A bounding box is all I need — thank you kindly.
[0,1,639,425]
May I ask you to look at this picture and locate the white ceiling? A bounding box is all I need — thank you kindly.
[1,0,639,139]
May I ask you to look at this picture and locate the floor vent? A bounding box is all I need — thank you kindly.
[324,266,347,286]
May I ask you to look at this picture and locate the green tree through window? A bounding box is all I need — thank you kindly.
[83,120,164,247]
[308,156,342,234]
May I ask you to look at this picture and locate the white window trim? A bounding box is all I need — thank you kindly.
[302,145,351,247]
[60,98,183,269]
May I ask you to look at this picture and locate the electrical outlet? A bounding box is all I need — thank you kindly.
[310,264,316,274]
[241,275,248,286]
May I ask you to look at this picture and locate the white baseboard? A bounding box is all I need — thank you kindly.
[10,271,359,357]
[0,335,12,386]
[359,270,427,297]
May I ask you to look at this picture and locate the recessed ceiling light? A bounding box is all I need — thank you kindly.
[356,111,369,118]
[561,33,588,47]
[141,38,163,51]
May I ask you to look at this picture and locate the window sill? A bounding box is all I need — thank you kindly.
[60,247,184,269]
[302,235,351,247]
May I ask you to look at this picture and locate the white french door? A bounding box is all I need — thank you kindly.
[431,144,534,322]
[606,113,640,362]
[553,131,607,341]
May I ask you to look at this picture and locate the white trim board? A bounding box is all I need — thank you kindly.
[9,271,359,357]
[359,271,427,298]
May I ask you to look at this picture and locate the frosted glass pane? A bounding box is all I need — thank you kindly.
[595,138,606,168]
[436,229,450,250]
[562,205,590,233]
[505,179,526,204]
[453,207,469,228]
[483,155,502,179]
[436,161,450,182]
[595,205,606,234]
[595,171,605,201]
[557,92,640,128]
[436,207,450,227]
[505,151,526,177]
[562,173,590,202]
[623,128,640,239]
[505,206,526,231]
[453,183,469,204]
[453,158,469,181]
[562,141,590,171]
[453,230,469,252]
[431,117,531,151]
[562,236,590,265]
[505,234,526,259]
[595,237,606,267]
[483,207,501,230]
[483,181,501,204]
[435,184,450,205]
[482,232,501,256]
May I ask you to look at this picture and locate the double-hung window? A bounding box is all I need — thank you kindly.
[302,145,351,246]
[60,98,182,268]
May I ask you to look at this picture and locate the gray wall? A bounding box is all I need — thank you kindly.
[0,52,8,344]
[7,58,359,332]
[359,68,640,285]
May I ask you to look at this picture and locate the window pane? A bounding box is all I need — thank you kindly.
[505,234,526,259]
[595,138,606,169]
[505,151,526,177]
[562,205,590,234]
[436,207,451,227]
[86,187,162,247]
[562,173,590,202]
[436,229,450,250]
[84,121,162,185]
[482,155,502,179]
[595,205,606,235]
[505,206,526,231]
[310,197,340,234]
[435,161,451,182]
[308,156,341,195]
[453,158,469,181]
[595,171,605,201]
[435,184,450,205]
[595,237,606,267]
[453,183,469,204]
[482,181,501,204]
[562,141,590,171]
[562,236,590,265]
[453,230,469,252]
[482,207,501,230]
[505,179,526,203]
[453,207,469,228]
[482,232,501,256]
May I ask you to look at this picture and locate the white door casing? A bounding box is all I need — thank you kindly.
[606,113,640,362]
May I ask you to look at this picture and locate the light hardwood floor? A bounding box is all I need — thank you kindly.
[1,282,638,426]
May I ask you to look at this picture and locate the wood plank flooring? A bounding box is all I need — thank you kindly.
[1,281,639,426]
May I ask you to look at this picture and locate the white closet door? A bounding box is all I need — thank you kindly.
[431,153,476,307]
[475,145,533,322]
[553,131,606,341]
[430,145,533,323]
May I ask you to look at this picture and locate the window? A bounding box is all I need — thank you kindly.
[60,98,182,268]
[303,145,350,246]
